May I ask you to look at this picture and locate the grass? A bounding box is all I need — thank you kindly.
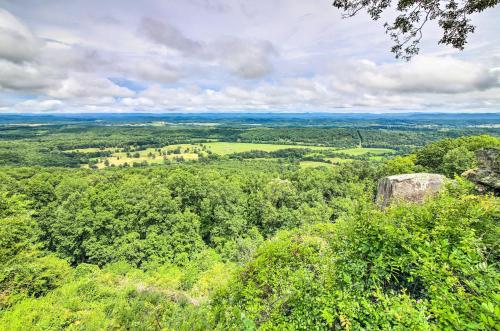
[66,147,119,153]
[75,142,396,168]
[90,154,200,169]
[326,157,354,164]
[338,148,395,156]
[202,142,329,155]
[299,161,333,168]
[88,144,205,168]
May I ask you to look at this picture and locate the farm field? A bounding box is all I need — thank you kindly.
[299,161,333,168]
[202,142,396,156]
[338,147,395,156]
[326,157,354,163]
[66,147,119,153]
[202,142,330,154]
[73,142,397,168]
[85,144,205,168]
[88,153,199,169]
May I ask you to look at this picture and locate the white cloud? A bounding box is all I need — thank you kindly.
[139,17,203,56]
[121,97,154,107]
[14,99,64,112]
[0,59,61,90]
[214,38,277,79]
[139,17,277,79]
[128,60,180,83]
[47,74,134,99]
[0,8,42,62]
[335,56,500,94]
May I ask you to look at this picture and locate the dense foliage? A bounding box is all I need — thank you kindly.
[0,127,498,330]
[384,135,500,177]
[214,191,499,329]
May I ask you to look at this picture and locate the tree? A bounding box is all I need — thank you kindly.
[415,135,500,174]
[384,155,418,175]
[332,0,499,60]
[441,146,476,176]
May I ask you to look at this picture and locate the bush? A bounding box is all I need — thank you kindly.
[213,192,499,330]
[0,253,72,307]
[415,135,500,174]
[441,146,476,177]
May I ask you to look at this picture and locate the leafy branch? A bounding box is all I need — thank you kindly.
[332,0,499,60]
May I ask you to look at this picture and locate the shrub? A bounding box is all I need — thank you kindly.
[213,192,499,329]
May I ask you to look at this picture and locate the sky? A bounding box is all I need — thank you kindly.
[0,0,499,113]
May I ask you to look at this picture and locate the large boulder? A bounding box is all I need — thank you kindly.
[376,173,446,208]
[462,148,500,195]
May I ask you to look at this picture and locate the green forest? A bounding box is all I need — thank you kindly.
[0,116,499,330]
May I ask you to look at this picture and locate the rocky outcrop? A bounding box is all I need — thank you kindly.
[463,148,500,194]
[376,173,446,208]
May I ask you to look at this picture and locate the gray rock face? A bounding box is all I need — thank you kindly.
[376,173,446,208]
[463,148,500,194]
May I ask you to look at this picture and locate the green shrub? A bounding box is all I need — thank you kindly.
[213,192,499,330]
[415,135,500,174]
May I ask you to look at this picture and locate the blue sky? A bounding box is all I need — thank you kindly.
[0,0,499,113]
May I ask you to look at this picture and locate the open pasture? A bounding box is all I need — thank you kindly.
[299,161,333,168]
[74,142,396,168]
[202,142,330,155]
[339,147,395,156]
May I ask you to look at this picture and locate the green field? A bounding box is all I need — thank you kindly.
[87,144,204,168]
[71,142,396,168]
[203,142,395,156]
[90,153,199,168]
[299,161,333,168]
[326,157,354,164]
[338,147,395,156]
[203,142,330,154]
[67,147,119,153]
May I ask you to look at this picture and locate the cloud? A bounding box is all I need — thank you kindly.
[13,99,64,112]
[47,73,134,99]
[136,80,338,110]
[121,97,155,107]
[139,17,203,55]
[332,56,500,94]
[1,1,499,113]
[0,8,42,62]
[40,45,113,73]
[186,0,231,13]
[128,60,180,83]
[0,59,61,90]
[214,38,277,79]
[138,17,277,79]
[129,58,500,111]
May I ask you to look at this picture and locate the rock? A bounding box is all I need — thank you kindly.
[376,173,446,208]
[477,148,500,172]
[463,148,500,194]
